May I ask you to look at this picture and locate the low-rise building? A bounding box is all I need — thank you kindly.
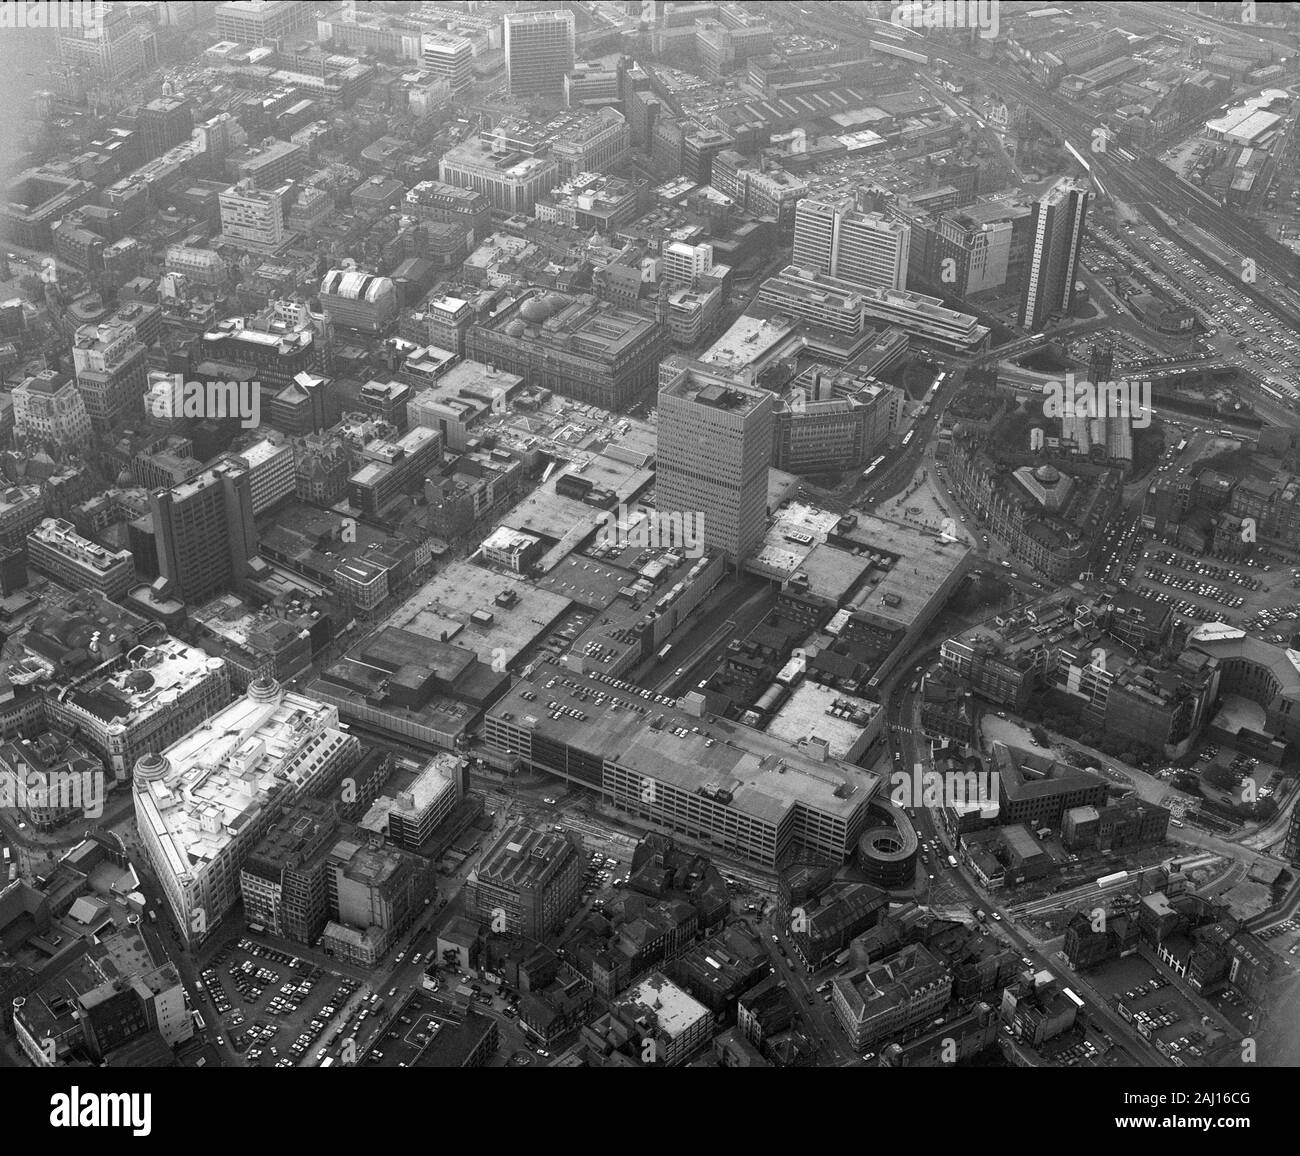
[27,518,134,599]
[832,943,952,1051]
[609,972,713,1066]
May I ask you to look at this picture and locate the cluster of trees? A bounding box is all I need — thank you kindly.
[1199,763,1280,820]
[1019,696,1157,767]
[948,572,1010,616]
[1131,424,1166,478]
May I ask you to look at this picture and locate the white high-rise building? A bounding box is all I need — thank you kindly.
[422,33,474,93]
[835,211,909,292]
[504,8,575,97]
[661,240,714,288]
[792,197,909,291]
[792,196,848,277]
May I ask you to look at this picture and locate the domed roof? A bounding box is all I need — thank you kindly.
[542,292,568,312]
[134,752,169,782]
[248,677,283,704]
[505,319,526,337]
[519,296,551,323]
[1035,463,1061,485]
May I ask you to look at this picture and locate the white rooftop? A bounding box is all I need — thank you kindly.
[135,688,348,882]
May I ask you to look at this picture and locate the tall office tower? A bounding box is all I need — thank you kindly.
[1087,341,1131,465]
[422,33,475,93]
[1019,176,1090,331]
[835,211,910,291]
[138,97,193,162]
[792,197,909,291]
[504,8,575,97]
[792,196,849,276]
[657,357,775,566]
[72,318,149,431]
[150,462,256,605]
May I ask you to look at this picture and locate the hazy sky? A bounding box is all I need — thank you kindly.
[0,28,56,178]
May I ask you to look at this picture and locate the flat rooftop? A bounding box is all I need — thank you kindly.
[698,313,798,373]
[383,560,572,666]
[416,358,522,402]
[765,683,880,762]
[838,513,970,629]
[135,689,349,883]
[491,658,880,826]
[612,972,708,1040]
[747,503,852,581]
[659,370,770,417]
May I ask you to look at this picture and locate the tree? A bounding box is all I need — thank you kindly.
[1030,726,1050,747]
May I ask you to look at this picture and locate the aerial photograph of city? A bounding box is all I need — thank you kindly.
[0,0,1298,1129]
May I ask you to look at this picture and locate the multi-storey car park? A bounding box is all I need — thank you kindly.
[483,658,881,871]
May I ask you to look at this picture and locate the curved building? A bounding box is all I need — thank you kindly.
[856,795,919,888]
[319,269,398,334]
[1189,623,1300,744]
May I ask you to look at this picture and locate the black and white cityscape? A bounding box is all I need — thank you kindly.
[1,0,1300,1101]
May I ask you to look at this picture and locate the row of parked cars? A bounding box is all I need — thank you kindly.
[1151,550,1264,592]
[1140,585,1231,627]
[1143,565,1246,610]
